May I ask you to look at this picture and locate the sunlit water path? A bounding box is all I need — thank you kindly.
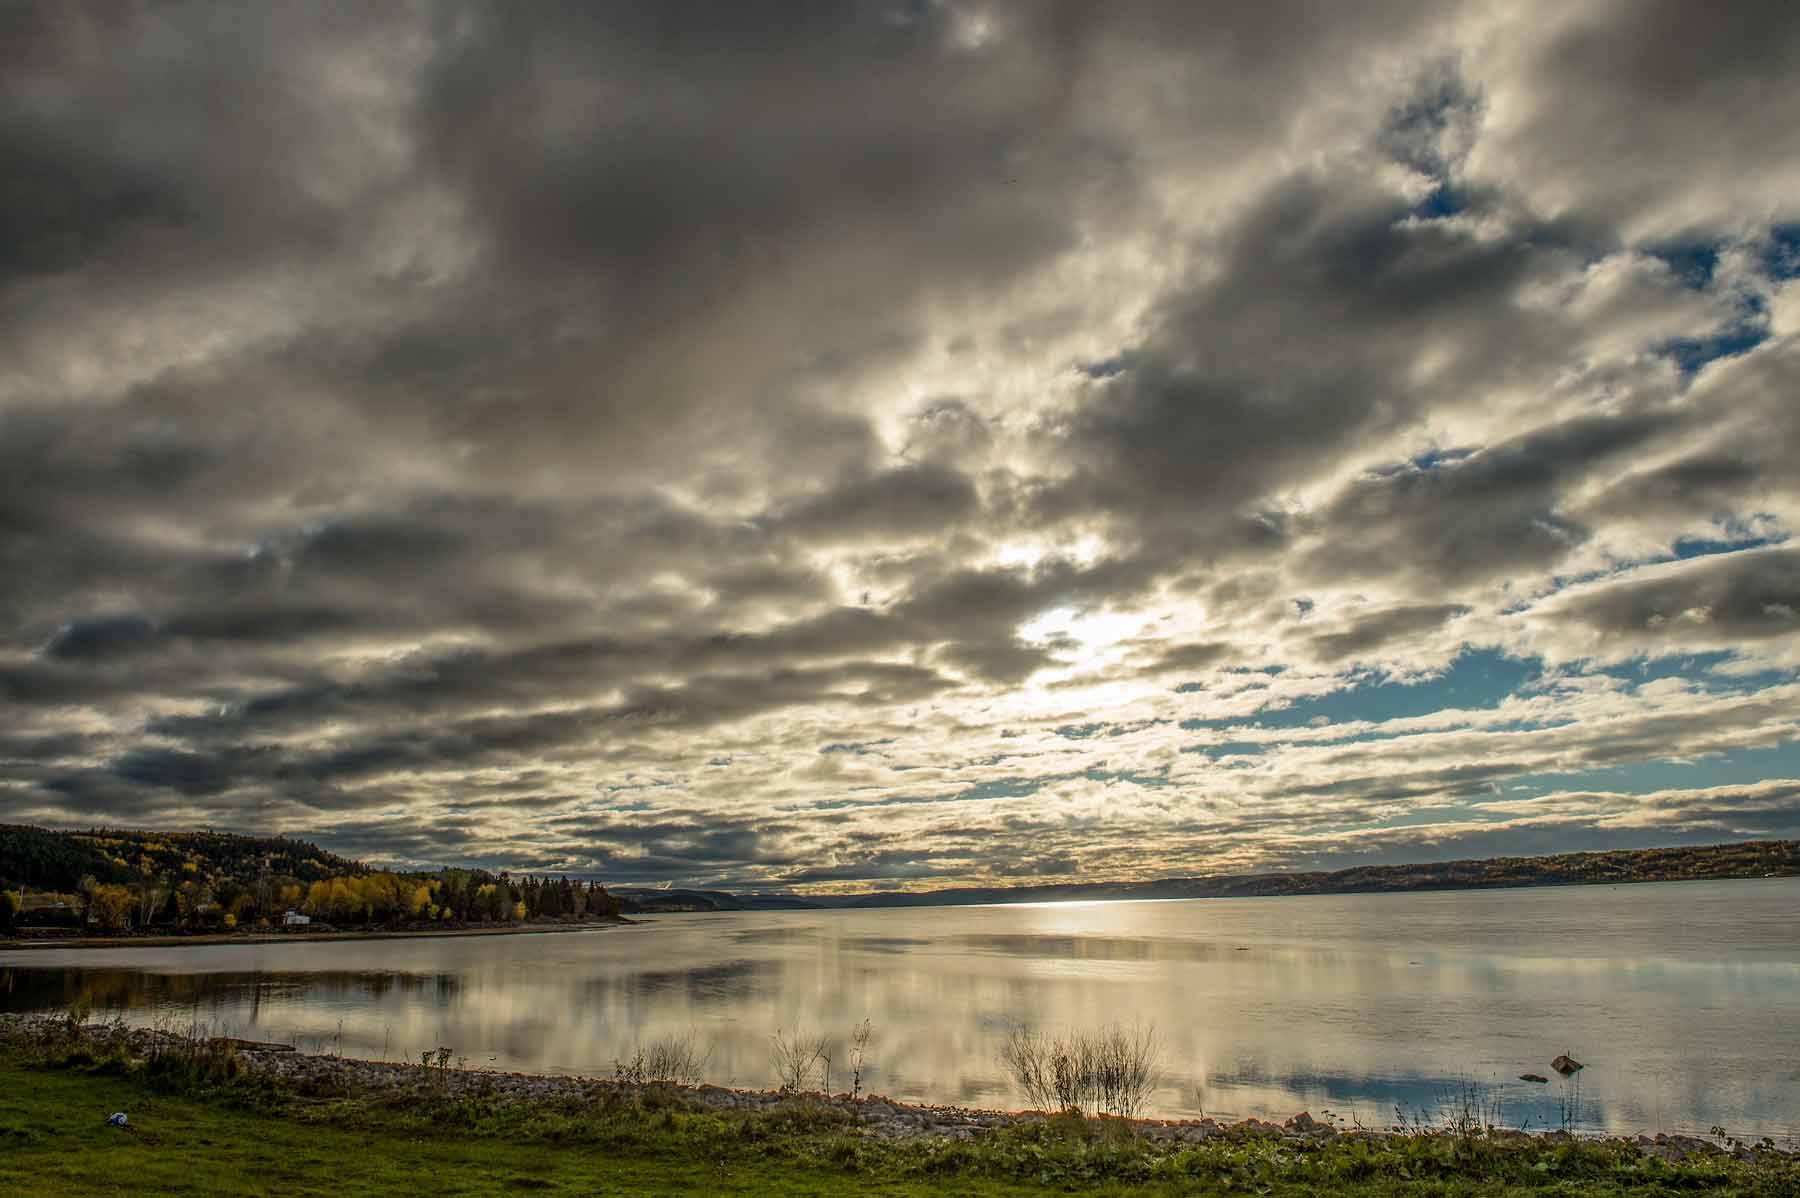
[5,878,1797,1137]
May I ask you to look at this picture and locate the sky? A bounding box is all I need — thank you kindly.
[4,2,1800,891]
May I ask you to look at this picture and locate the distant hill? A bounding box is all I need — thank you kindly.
[811,839,1800,908]
[611,887,821,913]
[604,839,1800,912]
[0,825,617,934]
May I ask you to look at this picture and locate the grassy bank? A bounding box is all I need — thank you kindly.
[2,1022,1796,1197]
[1,1061,1049,1197]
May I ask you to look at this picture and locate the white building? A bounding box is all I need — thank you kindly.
[283,910,311,926]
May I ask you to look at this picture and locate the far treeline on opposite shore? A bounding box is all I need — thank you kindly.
[3,824,1796,932]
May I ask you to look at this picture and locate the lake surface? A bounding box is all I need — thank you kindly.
[4,879,1798,1137]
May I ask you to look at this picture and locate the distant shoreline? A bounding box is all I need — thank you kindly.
[620,855,1800,913]
[8,872,1798,944]
[0,915,634,953]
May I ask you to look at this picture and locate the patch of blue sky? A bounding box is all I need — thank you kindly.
[1184,646,1783,748]
[1077,351,1135,378]
[1762,223,1800,280]
[1246,649,1542,730]
[1408,446,1474,471]
[1363,446,1479,481]
[1409,183,1465,221]
[1644,224,1796,289]
[1585,649,1794,694]
[1498,740,1800,801]
[1660,325,1768,376]
[1671,531,1785,560]
[1644,240,1721,289]
[1591,649,1735,686]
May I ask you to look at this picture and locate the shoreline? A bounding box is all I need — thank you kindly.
[0,916,634,952]
[0,1014,1782,1162]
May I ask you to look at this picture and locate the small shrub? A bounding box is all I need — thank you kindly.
[143,1034,241,1092]
[998,1023,1162,1117]
[770,1028,827,1094]
[1089,1024,1160,1118]
[615,1030,710,1086]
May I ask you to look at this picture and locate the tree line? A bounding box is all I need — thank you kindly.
[0,825,620,934]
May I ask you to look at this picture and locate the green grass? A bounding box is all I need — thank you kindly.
[2,1045,1796,1197]
[0,1060,1055,1197]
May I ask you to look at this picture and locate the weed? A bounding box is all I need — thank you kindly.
[614,1030,711,1086]
[848,1019,873,1100]
[770,1028,827,1094]
[998,1023,1161,1117]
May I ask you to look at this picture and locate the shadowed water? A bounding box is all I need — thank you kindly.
[4,878,1797,1138]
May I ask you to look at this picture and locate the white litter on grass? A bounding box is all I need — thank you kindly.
[106,1112,128,1127]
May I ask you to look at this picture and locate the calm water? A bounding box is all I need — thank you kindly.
[4,879,1797,1137]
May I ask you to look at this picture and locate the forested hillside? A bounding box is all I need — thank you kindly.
[0,825,619,934]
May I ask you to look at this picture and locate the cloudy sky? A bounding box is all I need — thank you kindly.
[4,1,1800,890]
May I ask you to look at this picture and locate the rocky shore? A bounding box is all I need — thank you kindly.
[2,1013,1780,1165]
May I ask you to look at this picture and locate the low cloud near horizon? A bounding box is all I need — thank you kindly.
[4,1,1800,888]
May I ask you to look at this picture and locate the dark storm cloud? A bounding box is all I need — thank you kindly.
[1305,604,1471,665]
[42,615,159,661]
[1541,547,1800,647]
[5,0,1800,883]
[1140,642,1237,678]
[771,464,981,543]
[1301,415,1674,591]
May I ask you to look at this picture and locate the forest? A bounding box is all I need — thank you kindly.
[0,824,620,934]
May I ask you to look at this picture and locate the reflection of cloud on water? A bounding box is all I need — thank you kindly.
[844,936,934,954]
[621,959,780,1003]
[951,932,1298,964]
[1206,1063,1595,1133]
[726,926,818,946]
[0,967,461,1014]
